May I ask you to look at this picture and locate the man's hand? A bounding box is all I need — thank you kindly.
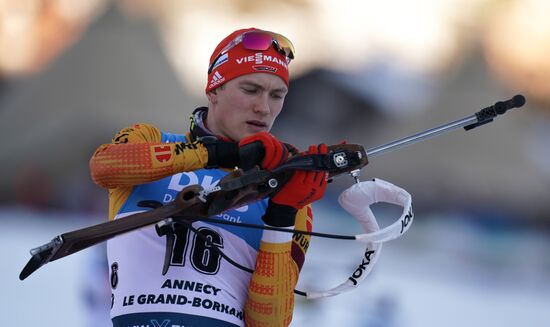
[238,132,289,170]
[262,144,329,227]
[204,132,290,171]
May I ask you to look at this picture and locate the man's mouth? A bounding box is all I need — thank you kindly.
[246,120,267,128]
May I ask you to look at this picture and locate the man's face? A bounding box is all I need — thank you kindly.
[206,73,288,141]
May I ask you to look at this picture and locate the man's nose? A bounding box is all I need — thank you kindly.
[253,94,271,114]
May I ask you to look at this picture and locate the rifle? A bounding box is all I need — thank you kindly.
[19,95,525,281]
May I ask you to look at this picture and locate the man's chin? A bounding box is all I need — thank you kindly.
[233,125,271,141]
[245,124,269,135]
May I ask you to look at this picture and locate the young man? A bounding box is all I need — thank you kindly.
[90,28,327,326]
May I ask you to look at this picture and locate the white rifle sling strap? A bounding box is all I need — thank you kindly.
[305,178,413,299]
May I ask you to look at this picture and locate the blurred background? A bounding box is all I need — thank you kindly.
[1,0,549,326]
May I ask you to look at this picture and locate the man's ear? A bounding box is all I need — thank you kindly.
[206,88,219,104]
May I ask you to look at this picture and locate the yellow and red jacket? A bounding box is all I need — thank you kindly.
[90,123,312,327]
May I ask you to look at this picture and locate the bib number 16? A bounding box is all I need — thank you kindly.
[168,225,224,275]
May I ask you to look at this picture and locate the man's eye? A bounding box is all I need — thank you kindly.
[242,88,257,93]
[271,93,283,99]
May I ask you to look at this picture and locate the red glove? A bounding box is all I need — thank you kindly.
[272,144,328,208]
[262,144,328,227]
[238,132,289,170]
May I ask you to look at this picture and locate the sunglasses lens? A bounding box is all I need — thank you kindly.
[242,31,274,51]
[272,33,295,59]
[241,31,295,60]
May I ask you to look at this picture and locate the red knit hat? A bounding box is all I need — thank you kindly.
[205,28,291,93]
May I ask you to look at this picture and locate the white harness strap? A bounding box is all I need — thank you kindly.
[305,178,413,299]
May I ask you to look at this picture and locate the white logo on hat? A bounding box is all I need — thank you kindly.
[209,71,225,88]
[255,52,263,64]
[236,53,288,69]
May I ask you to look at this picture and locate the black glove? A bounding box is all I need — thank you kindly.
[202,137,263,170]
[202,132,291,171]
